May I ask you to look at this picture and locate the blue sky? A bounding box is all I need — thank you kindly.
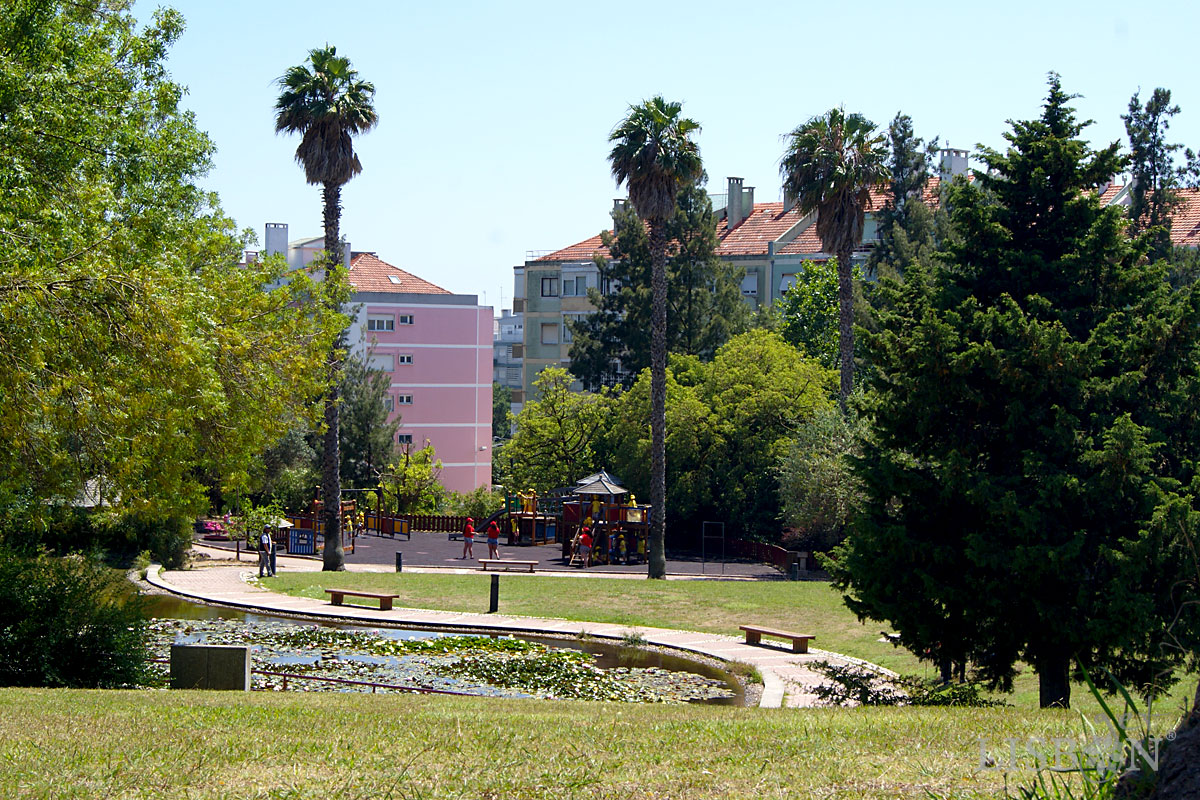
[136,0,1199,305]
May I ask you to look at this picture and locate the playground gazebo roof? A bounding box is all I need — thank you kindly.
[574,477,628,496]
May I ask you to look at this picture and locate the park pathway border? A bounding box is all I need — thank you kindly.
[147,552,892,708]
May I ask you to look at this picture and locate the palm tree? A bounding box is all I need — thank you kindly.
[275,46,377,571]
[609,96,703,579]
[781,108,889,408]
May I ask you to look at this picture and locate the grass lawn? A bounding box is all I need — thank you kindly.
[0,687,1118,799]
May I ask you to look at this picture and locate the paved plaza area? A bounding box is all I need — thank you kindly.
[156,545,879,708]
[198,528,783,579]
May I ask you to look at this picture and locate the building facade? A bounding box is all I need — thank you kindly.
[260,226,493,494]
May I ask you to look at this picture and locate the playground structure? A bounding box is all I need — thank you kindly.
[494,472,651,566]
[267,471,651,567]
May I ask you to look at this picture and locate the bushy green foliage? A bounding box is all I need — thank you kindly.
[778,405,865,553]
[810,660,1007,708]
[0,506,192,569]
[0,550,149,687]
[379,445,445,514]
[340,349,400,490]
[498,368,615,493]
[445,486,505,520]
[0,3,343,521]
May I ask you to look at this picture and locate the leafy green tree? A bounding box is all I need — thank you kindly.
[340,350,399,490]
[0,4,341,523]
[776,259,865,370]
[781,108,890,408]
[702,330,836,538]
[867,113,942,278]
[492,382,513,441]
[778,406,865,554]
[275,46,378,571]
[499,368,613,494]
[601,362,721,529]
[570,184,747,390]
[379,444,445,514]
[608,97,703,578]
[1123,88,1187,262]
[838,75,1200,707]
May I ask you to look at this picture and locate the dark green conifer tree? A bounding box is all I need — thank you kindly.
[835,74,1200,708]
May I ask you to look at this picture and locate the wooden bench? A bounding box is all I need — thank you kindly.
[739,624,815,654]
[325,589,399,611]
[479,559,537,573]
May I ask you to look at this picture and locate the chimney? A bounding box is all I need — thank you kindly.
[265,222,288,258]
[727,177,744,228]
[342,237,351,269]
[744,186,754,218]
[613,198,629,217]
[938,148,969,180]
[784,188,797,213]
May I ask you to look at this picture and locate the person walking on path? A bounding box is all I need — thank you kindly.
[258,526,275,578]
[486,519,501,560]
[461,517,475,559]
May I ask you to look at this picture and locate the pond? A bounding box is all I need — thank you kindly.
[144,595,744,706]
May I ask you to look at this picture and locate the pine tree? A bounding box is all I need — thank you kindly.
[1123,87,1186,262]
[837,74,1200,708]
[867,113,940,277]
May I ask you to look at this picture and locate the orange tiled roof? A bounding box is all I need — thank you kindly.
[1171,188,1200,248]
[1098,182,1126,206]
[537,178,945,262]
[348,253,451,294]
[534,232,613,263]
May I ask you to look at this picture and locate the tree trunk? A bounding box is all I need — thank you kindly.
[321,183,345,571]
[648,222,668,579]
[1036,650,1071,708]
[836,249,854,411]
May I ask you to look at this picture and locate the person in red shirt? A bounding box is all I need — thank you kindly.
[578,527,593,568]
[486,519,501,559]
[461,517,475,559]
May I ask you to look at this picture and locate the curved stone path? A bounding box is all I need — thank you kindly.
[150,549,889,708]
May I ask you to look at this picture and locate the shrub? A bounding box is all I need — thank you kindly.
[444,486,505,520]
[0,506,192,568]
[810,660,1007,707]
[0,550,149,688]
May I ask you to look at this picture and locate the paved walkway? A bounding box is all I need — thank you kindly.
[150,548,880,708]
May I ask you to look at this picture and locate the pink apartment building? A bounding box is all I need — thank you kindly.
[344,253,493,494]
[257,224,492,494]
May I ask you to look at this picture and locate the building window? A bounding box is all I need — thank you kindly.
[397,434,413,444]
[561,277,576,296]
[367,316,394,332]
[383,397,395,412]
[540,323,559,345]
[540,276,559,297]
[368,354,394,372]
[397,314,414,325]
[397,354,413,365]
[397,394,413,405]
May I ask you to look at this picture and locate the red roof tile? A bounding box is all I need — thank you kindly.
[348,253,451,294]
[534,232,613,263]
[537,178,946,262]
[1171,188,1200,248]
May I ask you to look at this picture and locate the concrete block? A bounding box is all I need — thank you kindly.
[170,644,251,691]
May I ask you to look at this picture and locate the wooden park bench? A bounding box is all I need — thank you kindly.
[479,559,537,573]
[739,624,815,654]
[325,589,399,611]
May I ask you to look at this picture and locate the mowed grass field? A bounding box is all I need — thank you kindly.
[263,570,1198,712]
[0,688,1104,799]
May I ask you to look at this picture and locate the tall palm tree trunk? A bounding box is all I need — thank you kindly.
[836,249,854,411]
[648,223,668,579]
[321,183,345,571]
